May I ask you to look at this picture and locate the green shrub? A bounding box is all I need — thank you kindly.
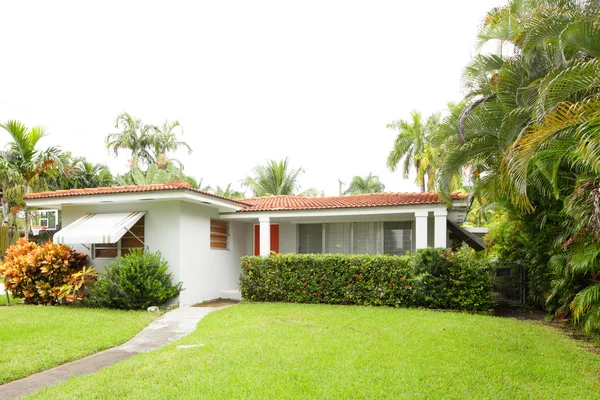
[87,249,182,310]
[240,248,492,311]
[0,238,89,305]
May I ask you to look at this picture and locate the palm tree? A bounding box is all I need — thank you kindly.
[106,112,153,168]
[107,114,193,170]
[437,0,600,323]
[213,183,245,198]
[148,120,192,169]
[387,111,440,192]
[1,121,63,240]
[344,173,385,194]
[242,158,319,197]
[116,164,210,192]
[117,164,184,186]
[73,159,114,188]
[0,153,22,244]
[182,176,211,192]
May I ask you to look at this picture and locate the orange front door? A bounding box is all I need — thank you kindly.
[254,224,280,255]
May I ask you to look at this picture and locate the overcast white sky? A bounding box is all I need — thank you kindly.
[1,0,502,196]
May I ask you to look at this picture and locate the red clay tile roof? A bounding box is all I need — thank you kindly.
[24,181,251,206]
[238,192,468,212]
[24,183,468,212]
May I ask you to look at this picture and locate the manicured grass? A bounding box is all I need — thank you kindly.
[0,278,21,305]
[0,291,20,305]
[0,306,157,384]
[29,303,600,399]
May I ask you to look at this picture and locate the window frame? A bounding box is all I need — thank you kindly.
[92,241,121,259]
[297,220,415,255]
[92,215,145,259]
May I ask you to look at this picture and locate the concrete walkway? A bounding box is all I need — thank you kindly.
[0,306,225,400]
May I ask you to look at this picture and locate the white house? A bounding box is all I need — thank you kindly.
[24,182,484,306]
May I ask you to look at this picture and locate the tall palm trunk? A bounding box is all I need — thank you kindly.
[0,185,8,227]
[23,181,30,241]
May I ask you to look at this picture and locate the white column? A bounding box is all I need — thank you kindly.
[259,216,271,256]
[434,209,448,248]
[414,211,428,250]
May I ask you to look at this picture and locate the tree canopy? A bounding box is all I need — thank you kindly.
[242,158,319,197]
[344,173,385,194]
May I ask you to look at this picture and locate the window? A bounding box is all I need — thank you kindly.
[298,221,413,255]
[298,224,323,254]
[383,221,412,256]
[94,242,118,258]
[93,216,145,259]
[210,219,230,250]
[324,223,352,254]
[354,222,383,254]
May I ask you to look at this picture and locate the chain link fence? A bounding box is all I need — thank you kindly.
[491,261,527,304]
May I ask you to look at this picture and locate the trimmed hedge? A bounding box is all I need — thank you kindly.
[240,248,493,311]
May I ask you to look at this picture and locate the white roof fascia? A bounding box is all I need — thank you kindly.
[26,190,243,212]
[464,227,489,234]
[220,204,448,220]
[451,199,470,208]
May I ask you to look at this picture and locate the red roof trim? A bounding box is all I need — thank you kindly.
[24,181,252,206]
[237,192,468,212]
[25,184,468,212]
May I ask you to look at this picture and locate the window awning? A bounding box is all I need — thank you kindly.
[447,220,486,251]
[53,212,146,244]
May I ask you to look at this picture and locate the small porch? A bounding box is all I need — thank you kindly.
[223,206,452,257]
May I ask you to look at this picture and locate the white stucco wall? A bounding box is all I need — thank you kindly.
[59,200,249,307]
[178,202,248,306]
[60,201,182,284]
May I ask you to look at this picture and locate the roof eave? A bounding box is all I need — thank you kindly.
[220,203,448,220]
[25,190,245,212]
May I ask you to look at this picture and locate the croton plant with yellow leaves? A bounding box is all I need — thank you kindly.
[0,238,97,305]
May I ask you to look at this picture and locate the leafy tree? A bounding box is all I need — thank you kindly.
[71,159,114,188]
[213,183,245,198]
[117,164,185,186]
[106,113,192,170]
[242,158,319,197]
[45,156,114,190]
[182,176,211,192]
[436,0,600,329]
[387,111,440,192]
[106,112,153,168]
[148,120,191,169]
[0,121,63,240]
[117,164,210,191]
[344,173,385,194]
[0,153,22,243]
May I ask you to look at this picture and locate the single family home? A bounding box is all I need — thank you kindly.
[24,182,484,306]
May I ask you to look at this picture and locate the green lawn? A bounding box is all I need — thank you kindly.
[29,303,600,399]
[0,278,21,305]
[0,306,157,384]
[0,291,20,305]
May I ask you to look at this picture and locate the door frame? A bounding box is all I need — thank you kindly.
[253,223,280,256]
